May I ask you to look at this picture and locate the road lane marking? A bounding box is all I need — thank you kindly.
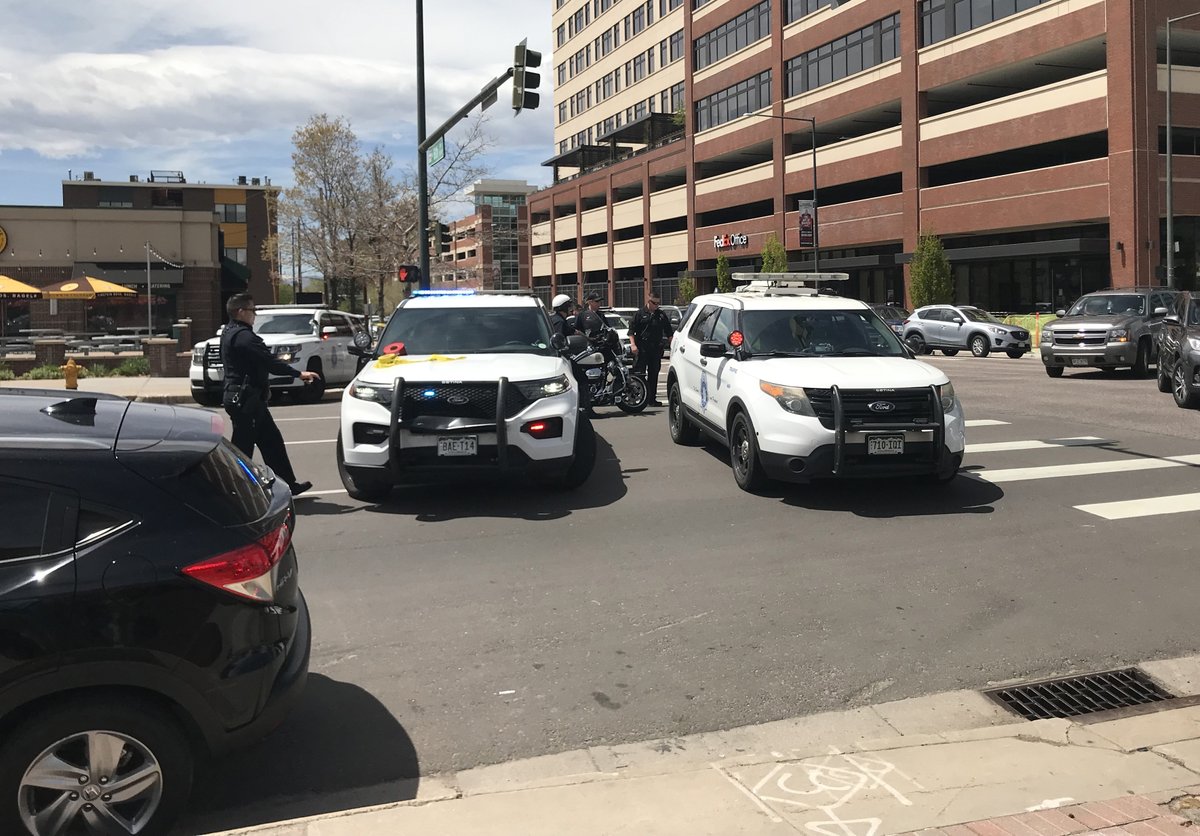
[965,419,1010,427]
[1076,492,1200,520]
[284,439,336,445]
[296,489,348,496]
[968,437,1106,453]
[276,416,340,422]
[977,453,1200,483]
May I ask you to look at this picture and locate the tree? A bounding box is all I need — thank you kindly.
[402,114,493,218]
[910,234,954,307]
[760,232,788,273]
[716,254,733,293]
[677,274,696,304]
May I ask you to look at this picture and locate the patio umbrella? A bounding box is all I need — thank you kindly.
[40,276,136,300]
[0,275,42,338]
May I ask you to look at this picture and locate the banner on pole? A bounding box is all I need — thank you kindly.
[797,199,816,248]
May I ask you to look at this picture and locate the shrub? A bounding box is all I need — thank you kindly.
[114,357,151,376]
[760,232,788,273]
[677,274,696,304]
[22,364,64,380]
[716,254,733,293]
[0,364,14,381]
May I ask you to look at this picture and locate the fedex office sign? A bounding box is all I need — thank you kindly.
[713,232,749,250]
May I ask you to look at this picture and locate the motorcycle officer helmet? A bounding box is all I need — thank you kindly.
[552,293,572,312]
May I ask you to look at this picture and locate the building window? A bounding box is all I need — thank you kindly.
[214,203,247,223]
[659,0,683,13]
[694,0,771,71]
[694,70,771,131]
[670,30,684,62]
[784,14,898,97]
[786,0,838,23]
[919,0,1047,45]
[98,187,133,208]
[150,188,184,208]
[557,23,567,46]
[224,247,247,265]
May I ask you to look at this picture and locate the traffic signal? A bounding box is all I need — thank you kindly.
[513,38,542,113]
[397,264,422,284]
[430,221,450,254]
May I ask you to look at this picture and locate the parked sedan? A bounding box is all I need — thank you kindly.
[1156,291,1200,407]
[903,304,1031,358]
[0,389,310,836]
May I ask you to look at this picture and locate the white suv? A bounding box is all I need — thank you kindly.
[667,278,966,491]
[336,290,595,502]
[189,305,365,406]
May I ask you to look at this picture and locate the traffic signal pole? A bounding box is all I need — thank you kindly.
[416,0,430,289]
[413,33,539,291]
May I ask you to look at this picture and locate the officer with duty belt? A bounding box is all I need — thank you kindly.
[221,293,319,496]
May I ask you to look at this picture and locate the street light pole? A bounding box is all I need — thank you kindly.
[1166,13,1200,289]
[751,112,819,271]
[416,0,431,290]
[144,241,153,335]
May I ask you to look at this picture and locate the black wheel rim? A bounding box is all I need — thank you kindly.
[732,422,750,479]
[670,388,681,432]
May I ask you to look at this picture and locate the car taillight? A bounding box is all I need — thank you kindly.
[902,319,911,326]
[183,522,291,602]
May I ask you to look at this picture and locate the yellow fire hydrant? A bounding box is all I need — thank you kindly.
[61,358,80,390]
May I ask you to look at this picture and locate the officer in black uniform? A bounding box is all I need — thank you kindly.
[220,293,320,496]
[549,293,575,341]
[574,291,606,339]
[629,291,673,407]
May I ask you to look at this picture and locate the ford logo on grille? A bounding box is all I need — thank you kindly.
[446,395,469,405]
[868,400,896,413]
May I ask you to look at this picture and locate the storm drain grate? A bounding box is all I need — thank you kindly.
[985,668,1175,721]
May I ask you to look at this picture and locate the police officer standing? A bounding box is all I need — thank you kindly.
[221,293,320,496]
[629,291,673,407]
[549,293,575,341]
[575,290,606,339]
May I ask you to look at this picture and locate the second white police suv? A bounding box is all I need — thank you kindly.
[337,290,595,502]
[667,275,966,491]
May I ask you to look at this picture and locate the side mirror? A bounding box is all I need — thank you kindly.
[565,334,588,354]
[322,325,338,336]
[950,317,964,325]
[1055,309,1067,317]
[1154,307,1168,317]
[1163,314,1182,327]
[699,340,726,358]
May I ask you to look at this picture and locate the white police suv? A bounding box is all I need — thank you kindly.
[336,290,595,502]
[667,275,966,491]
[189,305,365,406]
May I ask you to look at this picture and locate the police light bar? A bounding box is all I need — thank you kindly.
[411,289,477,296]
[731,272,850,283]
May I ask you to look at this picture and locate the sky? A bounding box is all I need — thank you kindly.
[0,0,556,217]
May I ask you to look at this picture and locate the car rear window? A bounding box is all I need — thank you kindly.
[182,441,272,525]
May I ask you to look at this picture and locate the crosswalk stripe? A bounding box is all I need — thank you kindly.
[976,453,1200,483]
[965,419,1010,427]
[968,437,1106,453]
[1076,492,1200,521]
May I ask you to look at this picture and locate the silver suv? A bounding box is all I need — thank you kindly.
[902,305,1031,358]
[1040,288,1177,378]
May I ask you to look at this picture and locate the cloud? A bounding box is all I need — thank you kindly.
[0,1,555,204]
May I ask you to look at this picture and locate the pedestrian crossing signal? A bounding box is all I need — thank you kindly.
[397,265,422,284]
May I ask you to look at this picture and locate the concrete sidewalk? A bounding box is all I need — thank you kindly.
[1,376,195,404]
[201,656,1200,836]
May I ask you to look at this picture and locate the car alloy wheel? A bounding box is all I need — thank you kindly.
[18,730,164,836]
[668,381,698,445]
[1173,364,1199,409]
[970,335,990,357]
[729,412,765,492]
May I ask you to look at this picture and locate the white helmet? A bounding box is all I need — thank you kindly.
[552,293,572,311]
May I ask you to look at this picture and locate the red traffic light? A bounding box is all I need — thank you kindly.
[397,264,422,284]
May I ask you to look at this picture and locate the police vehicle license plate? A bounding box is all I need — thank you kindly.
[438,436,477,457]
[866,435,905,455]
[1070,357,1090,366]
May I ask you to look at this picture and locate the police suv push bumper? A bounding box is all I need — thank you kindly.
[340,375,578,481]
[755,385,964,482]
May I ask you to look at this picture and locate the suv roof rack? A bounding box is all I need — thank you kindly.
[731,272,851,297]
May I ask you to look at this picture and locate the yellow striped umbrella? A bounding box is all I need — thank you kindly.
[0,274,41,300]
[40,276,136,300]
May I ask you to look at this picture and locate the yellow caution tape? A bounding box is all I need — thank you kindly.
[374,354,466,369]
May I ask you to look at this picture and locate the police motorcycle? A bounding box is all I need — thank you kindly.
[556,324,648,414]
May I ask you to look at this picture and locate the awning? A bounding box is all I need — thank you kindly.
[596,112,682,146]
[897,238,1109,264]
[542,144,633,169]
[73,262,184,289]
[221,256,250,292]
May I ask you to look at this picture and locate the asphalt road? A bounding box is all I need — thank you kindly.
[183,354,1200,832]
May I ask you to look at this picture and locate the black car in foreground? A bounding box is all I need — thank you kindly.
[0,389,310,836]
[1157,291,1200,408]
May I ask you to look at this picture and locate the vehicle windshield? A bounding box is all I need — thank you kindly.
[960,307,1003,324]
[256,313,316,335]
[376,306,555,355]
[741,309,907,357]
[1067,294,1146,317]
